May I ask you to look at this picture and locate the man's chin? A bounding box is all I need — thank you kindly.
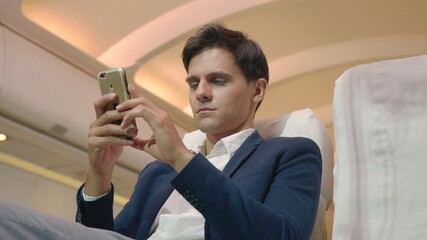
[196,122,219,134]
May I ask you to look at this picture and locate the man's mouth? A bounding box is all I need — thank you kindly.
[197,107,215,113]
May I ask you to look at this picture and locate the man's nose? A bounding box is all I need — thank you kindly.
[195,81,212,102]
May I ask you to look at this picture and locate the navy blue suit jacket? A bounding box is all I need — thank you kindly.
[76,131,322,240]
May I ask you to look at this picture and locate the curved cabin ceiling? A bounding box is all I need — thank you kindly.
[4,0,427,139]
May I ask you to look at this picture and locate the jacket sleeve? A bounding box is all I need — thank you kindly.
[75,184,115,231]
[171,137,322,240]
[75,162,176,239]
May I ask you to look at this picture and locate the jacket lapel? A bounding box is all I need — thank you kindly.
[222,131,264,177]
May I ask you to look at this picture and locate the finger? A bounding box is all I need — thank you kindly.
[129,137,147,150]
[89,122,136,138]
[116,98,148,113]
[89,135,133,148]
[130,137,156,150]
[94,93,117,118]
[128,84,143,98]
[116,85,155,112]
[119,105,148,129]
[91,110,128,128]
[146,137,156,148]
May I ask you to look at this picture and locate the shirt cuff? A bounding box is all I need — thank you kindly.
[81,187,110,202]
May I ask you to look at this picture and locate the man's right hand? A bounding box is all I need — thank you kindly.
[84,93,137,197]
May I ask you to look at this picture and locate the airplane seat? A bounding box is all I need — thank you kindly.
[332,55,427,240]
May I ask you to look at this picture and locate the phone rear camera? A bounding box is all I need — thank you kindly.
[100,72,107,79]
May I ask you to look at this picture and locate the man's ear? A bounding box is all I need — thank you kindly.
[252,78,268,103]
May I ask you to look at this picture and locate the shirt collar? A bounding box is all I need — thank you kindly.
[191,128,255,157]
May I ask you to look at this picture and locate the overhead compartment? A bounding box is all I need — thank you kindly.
[0,25,97,149]
[0,26,154,174]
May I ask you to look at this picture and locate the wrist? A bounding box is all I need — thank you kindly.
[84,168,112,196]
[172,150,195,173]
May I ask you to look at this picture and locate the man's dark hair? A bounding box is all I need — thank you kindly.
[182,23,269,110]
[182,23,269,83]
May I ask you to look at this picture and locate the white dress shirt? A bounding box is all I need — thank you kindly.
[148,128,255,240]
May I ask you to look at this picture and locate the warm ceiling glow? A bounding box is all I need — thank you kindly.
[269,35,427,85]
[20,0,278,68]
[21,1,96,57]
[134,68,189,110]
[98,0,278,67]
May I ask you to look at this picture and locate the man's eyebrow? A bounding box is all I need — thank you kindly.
[185,71,232,84]
[206,71,232,79]
[186,71,231,80]
[185,75,198,83]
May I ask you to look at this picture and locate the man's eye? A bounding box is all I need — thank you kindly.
[189,82,199,89]
[213,79,226,86]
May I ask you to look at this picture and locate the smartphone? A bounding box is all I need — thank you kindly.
[98,68,137,129]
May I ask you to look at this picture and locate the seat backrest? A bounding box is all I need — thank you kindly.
[183,108,334,240]
[332,55,427,240]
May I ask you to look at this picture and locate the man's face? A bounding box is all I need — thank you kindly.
[187,48,258,139]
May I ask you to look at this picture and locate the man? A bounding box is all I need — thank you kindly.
[77,23,322,239]
[0,23,321,240]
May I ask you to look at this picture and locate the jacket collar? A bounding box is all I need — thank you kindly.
[222,130,264,177]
